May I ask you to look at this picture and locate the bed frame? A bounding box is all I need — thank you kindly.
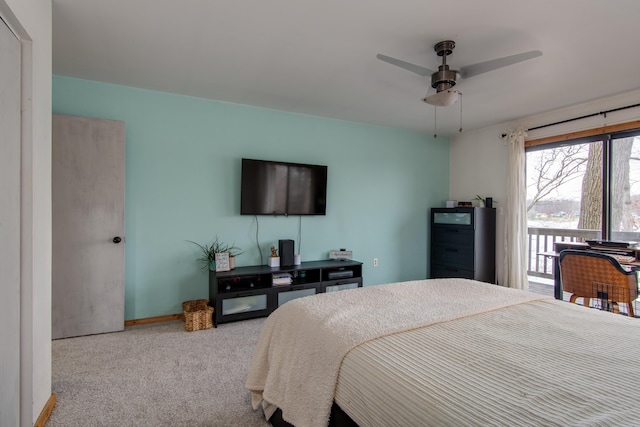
[270,403,358,427]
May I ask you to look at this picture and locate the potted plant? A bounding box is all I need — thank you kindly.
[474,195,494,208]
[187,236,242,271]
[227,245,244,270]
[187,238,222,272]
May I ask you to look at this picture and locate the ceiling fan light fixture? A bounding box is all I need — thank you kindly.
[422,89,460,107]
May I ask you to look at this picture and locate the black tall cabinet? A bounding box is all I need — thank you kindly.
[430,207,496,283]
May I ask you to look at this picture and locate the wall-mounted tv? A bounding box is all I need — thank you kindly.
[240,158,327,216]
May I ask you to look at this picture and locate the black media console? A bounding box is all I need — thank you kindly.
[209,260,363,325]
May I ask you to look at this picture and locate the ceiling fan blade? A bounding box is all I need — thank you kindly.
[376,54,435,77]
[459,50,542,79]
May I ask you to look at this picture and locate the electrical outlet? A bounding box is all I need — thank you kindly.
[373,258,378,267]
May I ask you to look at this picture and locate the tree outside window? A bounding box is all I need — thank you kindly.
[527,136,640,236]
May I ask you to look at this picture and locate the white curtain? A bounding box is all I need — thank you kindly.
[503,129,529,290]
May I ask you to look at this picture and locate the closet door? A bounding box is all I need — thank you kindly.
[0,16,22,425]
[52,114,126,339]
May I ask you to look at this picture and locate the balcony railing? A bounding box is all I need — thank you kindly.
[528,227,599,279]
[527,227,640,279]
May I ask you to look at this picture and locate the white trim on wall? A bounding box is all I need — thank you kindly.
[1,0,52,424]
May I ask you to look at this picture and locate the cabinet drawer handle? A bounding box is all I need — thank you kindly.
[237,292,259,297]
[444,248,459,252]
[445,229,460,233]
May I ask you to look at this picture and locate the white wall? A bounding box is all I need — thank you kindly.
[450,88,640,285]
[2,0,52,424]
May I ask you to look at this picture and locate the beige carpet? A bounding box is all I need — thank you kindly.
[49,318,270,426]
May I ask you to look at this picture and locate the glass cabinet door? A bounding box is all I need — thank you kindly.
[433,211,472,225]
[221,294,268,315]
[325,281,360,292]
[277,287,316,306]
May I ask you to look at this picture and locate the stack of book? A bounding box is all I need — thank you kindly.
[272,273,292,286]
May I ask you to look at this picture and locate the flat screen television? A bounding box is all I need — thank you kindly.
[241,158,327,216]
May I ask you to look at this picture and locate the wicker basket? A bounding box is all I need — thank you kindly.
[182,299,214,331]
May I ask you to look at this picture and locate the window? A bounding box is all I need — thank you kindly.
[610,133,640,240]
[526,129,640,277]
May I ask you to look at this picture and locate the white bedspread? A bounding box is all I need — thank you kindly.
[245,278,547,427]
[335,298,640,426]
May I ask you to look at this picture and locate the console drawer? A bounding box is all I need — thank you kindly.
[431,244,474,269]
[221,294,268,316]
[277,286,317,306]
[324,279,362,292]
[430,264,475,279]
[431,227,475,246]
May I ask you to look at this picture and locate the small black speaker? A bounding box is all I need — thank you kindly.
[279,239,295,267]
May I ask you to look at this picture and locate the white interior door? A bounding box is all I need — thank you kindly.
[0,15,22,425]
[52,114,126,339]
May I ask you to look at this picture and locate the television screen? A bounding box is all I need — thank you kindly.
[241,158,327,215]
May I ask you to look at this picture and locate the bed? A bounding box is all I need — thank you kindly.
[245,278,640,426]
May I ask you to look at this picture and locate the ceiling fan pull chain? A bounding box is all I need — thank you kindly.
[459,93,463,133]
[433,107,437,138]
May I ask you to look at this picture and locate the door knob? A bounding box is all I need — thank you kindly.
[113,236,122,244]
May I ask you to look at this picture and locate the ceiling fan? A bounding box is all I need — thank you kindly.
[377,40,542,107]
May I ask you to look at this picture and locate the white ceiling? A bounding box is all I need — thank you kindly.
[52,0,640,136]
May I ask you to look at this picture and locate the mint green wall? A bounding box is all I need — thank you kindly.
[53,76,450,320]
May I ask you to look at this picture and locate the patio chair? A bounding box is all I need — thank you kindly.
[559,249,638,317]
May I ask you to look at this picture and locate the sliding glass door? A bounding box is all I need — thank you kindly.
[610,134,640,242]
[526,129,640,279]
